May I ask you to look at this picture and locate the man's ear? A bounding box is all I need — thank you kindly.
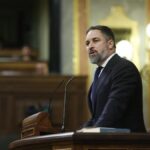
[108,40,114,49]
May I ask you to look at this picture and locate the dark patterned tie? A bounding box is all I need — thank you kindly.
[91,66,103,105]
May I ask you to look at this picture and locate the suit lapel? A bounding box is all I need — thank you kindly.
[92,54,121,112]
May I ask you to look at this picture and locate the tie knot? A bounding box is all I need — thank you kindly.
[97,66,103,71]
[95,66,103,79]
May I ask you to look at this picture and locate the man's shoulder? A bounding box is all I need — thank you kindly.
[113,55,137,68]
[109,55,140,75]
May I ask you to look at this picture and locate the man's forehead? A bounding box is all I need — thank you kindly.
[87,29,102,35]
[86,30,103,40]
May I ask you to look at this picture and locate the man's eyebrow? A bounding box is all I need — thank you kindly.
[93,37,99,39]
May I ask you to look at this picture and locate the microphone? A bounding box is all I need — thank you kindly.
[61,76,74,132]
[21,79,65,138]
[48,79,65,122]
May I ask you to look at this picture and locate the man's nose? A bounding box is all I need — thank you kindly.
[88,42,94,50]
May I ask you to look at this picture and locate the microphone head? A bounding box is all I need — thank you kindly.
[65,76,74,88]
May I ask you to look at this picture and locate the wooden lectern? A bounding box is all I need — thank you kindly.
[9,132,150,150]
[21,112,60,138]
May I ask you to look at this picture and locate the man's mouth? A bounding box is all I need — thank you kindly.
[89,50,97,56]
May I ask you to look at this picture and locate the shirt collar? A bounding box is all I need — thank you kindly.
[101,53,116,68]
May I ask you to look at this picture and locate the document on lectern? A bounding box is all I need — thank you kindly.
[76,127,130,133]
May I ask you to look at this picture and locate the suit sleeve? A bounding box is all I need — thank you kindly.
[94,63,142,127]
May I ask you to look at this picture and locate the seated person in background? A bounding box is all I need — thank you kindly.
[21,45,34,61]
[82,25,146,132]
[35,62,49,75]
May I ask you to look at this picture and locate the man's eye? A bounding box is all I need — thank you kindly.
[93,39,99,42]
[86,42,89,46]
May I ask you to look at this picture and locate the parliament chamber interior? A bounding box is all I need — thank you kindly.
[0,0,150,150]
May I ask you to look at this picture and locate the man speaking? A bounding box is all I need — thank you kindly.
[82,25,145,132]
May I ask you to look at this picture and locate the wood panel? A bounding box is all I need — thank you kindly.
[0,61,48,76]
[0,75,88,136]
[9,132,150,150]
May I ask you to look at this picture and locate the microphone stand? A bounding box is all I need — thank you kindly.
[21,79,65,138]
[61,76,74,132]
[48,80,65,123]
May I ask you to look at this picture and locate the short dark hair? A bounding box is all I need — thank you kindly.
[86,25,116,48]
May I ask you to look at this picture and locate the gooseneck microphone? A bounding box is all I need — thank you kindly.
[48,80,65,121]
[61,76,74,132]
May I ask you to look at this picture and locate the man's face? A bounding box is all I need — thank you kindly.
[85,29,113,65]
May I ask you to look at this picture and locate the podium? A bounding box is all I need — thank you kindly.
[9,132,150,150]
[21,112,60,138]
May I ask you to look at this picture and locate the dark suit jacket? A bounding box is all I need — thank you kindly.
[84,54,146,132]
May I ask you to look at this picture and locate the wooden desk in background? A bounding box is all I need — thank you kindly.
[9,132,150,150]
[0,61,49,75]
[0,75,88,136]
